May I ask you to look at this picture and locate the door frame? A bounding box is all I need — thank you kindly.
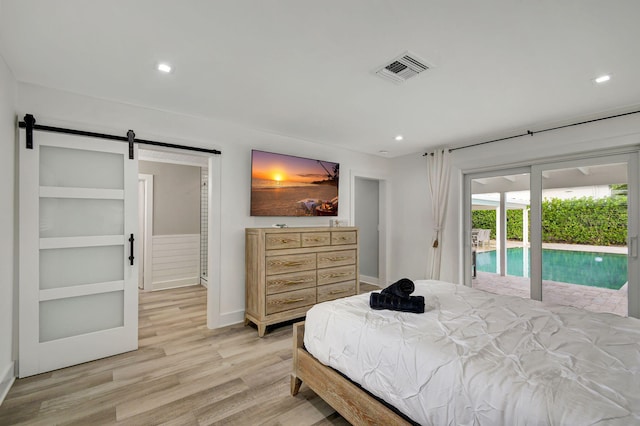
[137,149,225,327]
[463,166,530,288]
[531,153,638,316]
[138,174,153,291]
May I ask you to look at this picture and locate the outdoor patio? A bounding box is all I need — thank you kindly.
[473,241,628,317]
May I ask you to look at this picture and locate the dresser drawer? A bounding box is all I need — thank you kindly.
[317,249,356,268]
[301,232,331,247]
[317,264,356,285]
[317,280,357,303]
[266,253,316,275]
[266,271,316,295]
[331,231,357,245]
[266,287,316,315]
[265,233,301,250]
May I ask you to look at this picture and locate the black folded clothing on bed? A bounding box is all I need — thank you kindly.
[380,278,415,299]
[369,292,425,314]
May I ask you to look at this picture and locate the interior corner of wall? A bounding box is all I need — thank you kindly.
[0,360,16,405]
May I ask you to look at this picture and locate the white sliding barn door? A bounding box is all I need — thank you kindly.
[19,131,138,377]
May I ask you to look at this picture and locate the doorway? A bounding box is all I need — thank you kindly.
[135,149,222,329]
[352,172,388,287]
[137,150,208,292]
[17,119,223,377]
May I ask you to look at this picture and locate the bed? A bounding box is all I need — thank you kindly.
[291,280,640,425]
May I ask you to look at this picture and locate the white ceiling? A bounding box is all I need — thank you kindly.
[1,0,639,157]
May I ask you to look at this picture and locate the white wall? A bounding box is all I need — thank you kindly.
[138,161,200,235]
[390,112,640,284]
[16,83,391,326]
[388,154,432,281]
[0,55,16,401]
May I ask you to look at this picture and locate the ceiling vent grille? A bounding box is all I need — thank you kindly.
[374,51,430,84]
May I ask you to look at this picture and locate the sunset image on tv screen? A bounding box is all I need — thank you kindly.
[250,150,339,216]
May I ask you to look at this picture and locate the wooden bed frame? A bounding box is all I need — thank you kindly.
[290,321,415,426]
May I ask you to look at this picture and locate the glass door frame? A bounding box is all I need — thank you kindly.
[531,152,639,317]
[463,166,531,287]
[464,151,639,318]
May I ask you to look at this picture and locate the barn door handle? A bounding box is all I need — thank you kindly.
[128,234,135,265]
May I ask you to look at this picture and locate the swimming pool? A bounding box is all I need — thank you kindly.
[475,247,627,290]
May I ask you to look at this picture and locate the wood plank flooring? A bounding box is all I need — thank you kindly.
[0,284,379,425]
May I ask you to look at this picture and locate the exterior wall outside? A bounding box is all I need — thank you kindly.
[541,185,611,200]
[0,54,16,401]
[507,185,612,203]
[16,83,390,326]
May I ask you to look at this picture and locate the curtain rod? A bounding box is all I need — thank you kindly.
[18,114,222,158]
[423,109,640,156]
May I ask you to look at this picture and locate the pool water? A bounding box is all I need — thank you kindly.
[475,247,627,290]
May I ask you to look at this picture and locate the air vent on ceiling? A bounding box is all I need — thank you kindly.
[374,51,430,84]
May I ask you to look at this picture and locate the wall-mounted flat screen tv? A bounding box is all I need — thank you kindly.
[251,150,339,216]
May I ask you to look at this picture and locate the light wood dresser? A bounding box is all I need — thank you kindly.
[245,227,359,336]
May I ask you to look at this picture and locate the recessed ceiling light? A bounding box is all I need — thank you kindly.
[379,150,389,154]
[394,135,404,141]
[594,74,611,84]
[157,63,172,73]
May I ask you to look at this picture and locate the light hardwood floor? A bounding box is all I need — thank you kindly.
[0,283,379,425]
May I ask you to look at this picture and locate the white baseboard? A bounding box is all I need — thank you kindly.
[152,277,200,291]
[360,275,380,286]
[0,361,15,406]
[216,310,245,328]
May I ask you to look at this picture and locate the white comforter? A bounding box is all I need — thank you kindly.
[304,280,640,426]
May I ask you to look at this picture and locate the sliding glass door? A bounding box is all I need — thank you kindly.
[532,155,637,317]
[465,152,639,318]
[467,170,531,299]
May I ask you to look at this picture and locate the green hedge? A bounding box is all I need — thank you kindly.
[471,196,627,246]
[471,210,524,240]
[541,197,627,246]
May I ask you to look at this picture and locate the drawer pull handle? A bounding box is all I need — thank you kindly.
[320,271,352,279]
[326,256,348,262]
[284,279,307,285]
[284,297,305,304]
[329,289,349,295]
[284,261,304,267]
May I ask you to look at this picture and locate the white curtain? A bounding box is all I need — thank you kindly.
[427,149,451,280]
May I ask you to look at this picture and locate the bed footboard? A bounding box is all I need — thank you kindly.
[291,321,413,426]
